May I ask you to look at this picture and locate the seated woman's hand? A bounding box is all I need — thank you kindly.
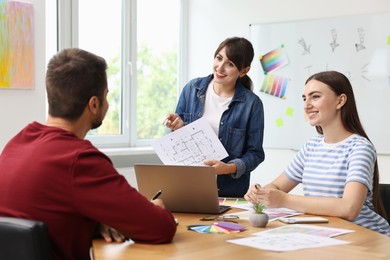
[244,184,261,203]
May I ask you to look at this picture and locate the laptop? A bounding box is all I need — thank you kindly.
[134,164,231,214]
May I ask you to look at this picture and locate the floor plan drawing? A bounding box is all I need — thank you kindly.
[152,118,228,166]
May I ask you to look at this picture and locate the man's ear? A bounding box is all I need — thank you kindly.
[88,96,100,114]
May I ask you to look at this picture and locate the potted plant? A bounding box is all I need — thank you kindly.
[249,203,269,227]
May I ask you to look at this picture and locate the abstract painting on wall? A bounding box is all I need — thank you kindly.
[0,1,34,89]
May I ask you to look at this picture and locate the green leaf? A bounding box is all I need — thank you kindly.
[252,203,266,214]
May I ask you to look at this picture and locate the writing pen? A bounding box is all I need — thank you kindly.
[151,189,163,200]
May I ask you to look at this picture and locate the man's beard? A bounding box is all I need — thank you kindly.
[91,117,103,129]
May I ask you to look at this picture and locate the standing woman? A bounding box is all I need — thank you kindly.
[245,71,390,236]
[164,37,265,197]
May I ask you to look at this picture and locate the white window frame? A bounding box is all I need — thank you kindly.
[57,0,188,149]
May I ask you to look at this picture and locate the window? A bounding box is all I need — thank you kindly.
[45,1,57,66]
[57,0,187,148]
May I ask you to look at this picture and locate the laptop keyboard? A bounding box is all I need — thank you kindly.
[219,205,231,213]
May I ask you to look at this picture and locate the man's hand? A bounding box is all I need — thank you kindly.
[99,224,127,243]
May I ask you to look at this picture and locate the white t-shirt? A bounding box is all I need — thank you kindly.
[202,81,232,135]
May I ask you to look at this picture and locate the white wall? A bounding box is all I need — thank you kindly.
[0,0,46,150]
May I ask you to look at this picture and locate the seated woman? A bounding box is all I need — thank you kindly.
[245,70,390,236]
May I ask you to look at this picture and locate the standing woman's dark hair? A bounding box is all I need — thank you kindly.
[306,70,387,220]
[214,37,254,91]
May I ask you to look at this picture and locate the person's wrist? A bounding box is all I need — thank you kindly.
[228,163,237,174]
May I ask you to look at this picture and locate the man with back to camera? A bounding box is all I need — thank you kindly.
[0,48,177,259]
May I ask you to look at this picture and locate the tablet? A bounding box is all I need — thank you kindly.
[279,217,328,224]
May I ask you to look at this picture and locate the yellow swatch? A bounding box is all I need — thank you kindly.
[276,118,284,127]
[286,107,294,117]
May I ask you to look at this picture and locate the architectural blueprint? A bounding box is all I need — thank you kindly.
[151,118,228,166]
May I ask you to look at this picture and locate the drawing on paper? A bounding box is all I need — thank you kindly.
[165,129,216,165]
[355,27,366,52]
[0,1,34,89]
[259,46,289,74]
[297,38,311,55]
[329,29,340,52]
[152,118,228,166]
[360,63,370,82]
[260,74,289,99]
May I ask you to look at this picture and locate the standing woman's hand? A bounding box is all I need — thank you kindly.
[203,160,237,175]
[163,113,185,131]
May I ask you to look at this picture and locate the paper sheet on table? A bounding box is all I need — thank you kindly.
[256,224,355,237]
[227,232,349,251]
[151,118,228,166]
[219,199,302,216]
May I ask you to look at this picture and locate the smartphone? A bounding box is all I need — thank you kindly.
[279,217,328,224]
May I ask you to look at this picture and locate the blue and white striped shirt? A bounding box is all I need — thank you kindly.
[285,134,390,236]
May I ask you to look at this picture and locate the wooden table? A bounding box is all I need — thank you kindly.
[92,210,390,259]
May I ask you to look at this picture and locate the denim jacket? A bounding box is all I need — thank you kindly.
[176,74,265,197]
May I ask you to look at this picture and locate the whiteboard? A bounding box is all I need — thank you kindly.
[249,12,390,154]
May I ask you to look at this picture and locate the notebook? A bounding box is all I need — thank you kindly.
[134,164,231,214]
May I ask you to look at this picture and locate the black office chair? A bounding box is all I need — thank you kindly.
[379,183,390,222]
[0,217,53,260]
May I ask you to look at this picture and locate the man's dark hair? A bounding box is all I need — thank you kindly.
[46,48,108,120]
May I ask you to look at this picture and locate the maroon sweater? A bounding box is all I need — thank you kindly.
[0,122,176,259]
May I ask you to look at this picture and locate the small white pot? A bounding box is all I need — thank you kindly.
[249,213,269,228]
